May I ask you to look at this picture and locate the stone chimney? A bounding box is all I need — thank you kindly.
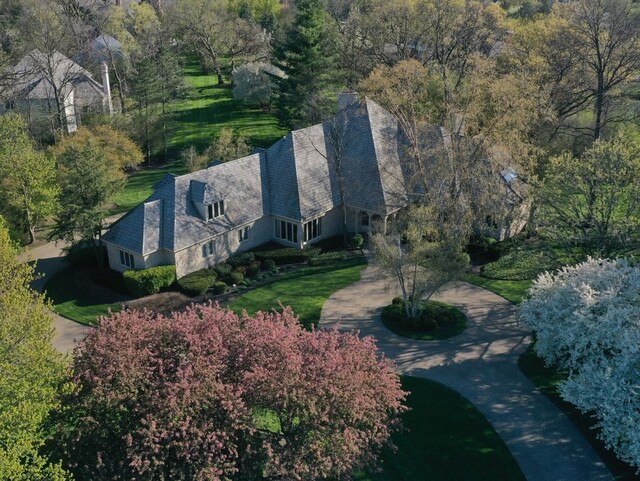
[338,91,359,111]
[100,61,113,115]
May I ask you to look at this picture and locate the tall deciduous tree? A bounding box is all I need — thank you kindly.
[172,0,269,84]
[371,205,469,319]
[536,138,640,256]
[0,114,58,244]
[54,303,406,481]
[0,218,69,481]
[50,124,143,171]
[204,127,251,163]
[274,0,339,128]
[48,142,125,266]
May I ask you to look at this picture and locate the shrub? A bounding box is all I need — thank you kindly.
[308,251,347,266]
[123,265,176,297]
[391,297,403,306]
[234,265,247,275]
[349,234,364,249]
[215,263,233,276]
[212,281,228,294]
[227,252,256,268]
[262,259,276,271]
[255,247,321,265]
[228,272,244,285]
[246,263,260,278]
[482,247,558,280]
[94,269,128,295]
[178,269,216,296]
[65,241,107,266]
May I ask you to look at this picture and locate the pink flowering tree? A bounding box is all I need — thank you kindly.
[55,303,406,481]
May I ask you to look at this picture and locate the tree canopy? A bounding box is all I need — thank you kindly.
[54,303,406,481]
[0,218,69,481]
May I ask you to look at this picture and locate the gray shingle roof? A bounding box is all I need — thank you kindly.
[4,50,105,101]
[104,98,447,255]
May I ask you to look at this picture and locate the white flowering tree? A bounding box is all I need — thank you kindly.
[519,257,640,469]
[232,62,284,107]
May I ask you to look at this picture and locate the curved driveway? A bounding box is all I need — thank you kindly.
[320,261,613,481]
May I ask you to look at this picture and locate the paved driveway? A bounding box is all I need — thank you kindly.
[320,262,613,481]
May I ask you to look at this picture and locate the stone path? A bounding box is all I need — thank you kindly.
[320,261,613,481]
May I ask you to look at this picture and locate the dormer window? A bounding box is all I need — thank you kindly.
[207,200,225,220]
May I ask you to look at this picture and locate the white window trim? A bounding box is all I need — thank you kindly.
[119,249,135,269]
[274,218,299,245]
[202,240,214,258]
[206,200,225,221]
[238,226,249,243]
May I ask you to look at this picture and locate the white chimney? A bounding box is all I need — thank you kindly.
[100,61,113,115]
[338,91,359,111]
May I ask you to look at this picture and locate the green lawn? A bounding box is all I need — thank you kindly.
[109,58,285,216]
[229,257,367,329]
[357,376,526,481]
[44,268,125,325]
[109,159,186,215]
[169,58,285,154]
[519,346,637,480]
[461,273,532,304]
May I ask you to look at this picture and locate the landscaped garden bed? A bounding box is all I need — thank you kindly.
[46,240,365,326]
[381,299,467,341]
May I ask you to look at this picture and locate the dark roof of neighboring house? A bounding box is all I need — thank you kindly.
[103,98,444,255]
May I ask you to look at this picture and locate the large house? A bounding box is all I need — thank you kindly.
[103,94,526,278]
[0,50,113,134]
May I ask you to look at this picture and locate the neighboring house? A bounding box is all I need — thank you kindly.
[103,94,527,278]
[0,50,113,134]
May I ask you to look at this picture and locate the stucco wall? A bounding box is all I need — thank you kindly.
[105,241,145,273]
[174,216,273,278]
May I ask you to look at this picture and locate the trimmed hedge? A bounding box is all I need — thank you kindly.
[214,263,233,276]
[308,251,347,266]
[178,269,217,296]
[64,241,107,267]
[228,271,244,285]
[212,281,228,294]
[123,265,176,297]
[254,247,321,266]
[227,252,256,268]
[262,259,276,271]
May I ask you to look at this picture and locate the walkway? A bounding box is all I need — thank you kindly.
[22,213,124,353]
[320,261,613,481]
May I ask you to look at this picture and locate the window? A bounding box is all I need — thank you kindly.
[238,226,249,243]
[202,240,214,258]
[275,219,298,243]
[119,250,135,269]
[304,217,322,242]
[207,200,225,220]
[360,212,369,227]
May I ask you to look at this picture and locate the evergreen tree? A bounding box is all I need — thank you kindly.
[274,0,338,128]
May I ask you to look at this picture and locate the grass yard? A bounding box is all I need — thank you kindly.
[109,58,285,216]
[519,346,637,480]
[357,376,526,481]
[229,257,367,329]
[169,58,285,154]
[109,159,186,215]
[44,267,126,325]
[461,273,532,304]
